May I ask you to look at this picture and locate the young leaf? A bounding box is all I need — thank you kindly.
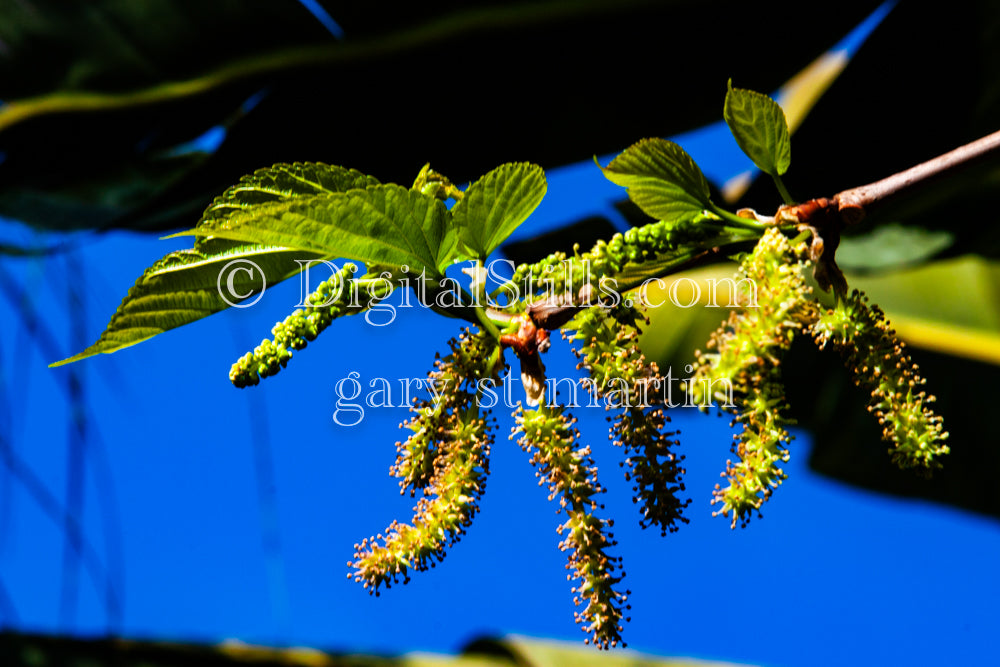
[50,245,326,366]
[723,80,791,177]
[449,162,546,261]
[599,138,712,223]
[173,185,453,278]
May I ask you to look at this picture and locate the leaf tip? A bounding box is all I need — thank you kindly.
[160,230,198,241]
[48,352,89,368]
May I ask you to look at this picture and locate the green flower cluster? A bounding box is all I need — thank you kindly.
[687,228,817,528]
[512,402,629,649]
[715,379,794,529]
[509,217,723,297]
[614,406,688,536]
[570,307,689,536]
[811,290,949,471]
[229,265,393,387]
[351,330,500,593]
[392,331,501,495]
[569,305,647,391]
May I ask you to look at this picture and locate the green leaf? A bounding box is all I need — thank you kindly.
[174,184,452,278]
[191,162,380,255]
[450,162,547,261]
[50,244,326,366]
[55,162,418,366]
[198,162,380,226]
[723,79,791,177]
[837,224,954,271]
[599,138,712,223]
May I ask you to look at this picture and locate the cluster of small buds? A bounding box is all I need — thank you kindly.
[350,403,494,593]
[687,228,818,528]
[509,247,599,300]
[351,330,501,593]
[569,306,690,535]
[509,217,718,297]
[512,402,630,649]
[392,330,500,494]
[230,264,396,387]
[411,163,465,202]
[811,290,949,471]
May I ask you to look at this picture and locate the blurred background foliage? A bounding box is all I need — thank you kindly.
[0,0,897,234]
[0,632,754,666]
[0,0,998,654]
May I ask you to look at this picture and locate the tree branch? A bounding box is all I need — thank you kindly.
[771,128,1000,295]
[833,128,1000,225]
[777,129,1000,229]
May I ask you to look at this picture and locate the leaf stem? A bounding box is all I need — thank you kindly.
[474,306,502,339]
[771,174,794,205]
[789,229,812,246]
[707,203,767,231]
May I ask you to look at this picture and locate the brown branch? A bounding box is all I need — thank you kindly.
[832,128,1000,226]
[773,129,1000,295]
[778,129,1000,229]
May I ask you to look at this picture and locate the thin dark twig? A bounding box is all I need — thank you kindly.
[0,434,121,621]
[230,323,290,640]
[50,249,127,633]
[59,252,87,630]
[249,391,291,641]
[0,258,123,629]
[86,428,125,634]
[0,265,65,367]
[0,316,14,550]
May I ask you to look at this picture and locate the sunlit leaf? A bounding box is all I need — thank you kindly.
[599,138,711,223]
[192,162,380,254]
[197,162,380,227]
[723,80,791,177]
[451,162,546,261]
[720,22,866,203]
[54,162,394,365]
[50,244,325,366]
[173,185,452,277]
